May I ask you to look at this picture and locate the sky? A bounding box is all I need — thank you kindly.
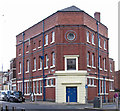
[0,0,119,71]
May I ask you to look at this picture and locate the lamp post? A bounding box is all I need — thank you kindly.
[22,32,25,96]
[97,21,100,97]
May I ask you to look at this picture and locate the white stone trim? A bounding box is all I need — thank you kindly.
[50,41,55,44]
[17,81,22,83]
[50,65,55,69]
[44,66,48,70]
[88,84,97,87]
[109,89,114,92]
[18,72,21,75]
[64,55,79,57]
[33,48,36,51]
[38,46,42,49]
[38,68,42,71]
[55,70,87,103]
[87,65,91,68]
[32,69,36,72]
[26,51,29,54]
[45,85,55,88]
[87,76,96,79]
[99,93,108,95]
[12,84,16,87]
[32,78,43,81]
[55,70,88,76]
[45,77,56,79]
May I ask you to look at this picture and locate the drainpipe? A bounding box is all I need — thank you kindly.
[22,32,25,96]
[42,20,46,101]
[103,76,106,103]
[97,21,100,97]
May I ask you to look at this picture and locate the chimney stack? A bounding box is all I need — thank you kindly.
[94,12,100,22]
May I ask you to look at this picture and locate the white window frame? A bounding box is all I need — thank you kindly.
[33,81,36,94]
[45,55,48,69]
[92,33,95,45]
[87,31,90,43]
[25,82,26,94]
[38,40,42,49]
[99,38,102,48]
[104,40,106,50]
[37,81,39,94]
[20,83,22,91]
[40,81,42,94]
[18,62,21,74]
[51,32,55,44]
[27,82,29,94]
[92,78,94,86]
[87,52,91,67]
[33,58,36,71]
[47,79,50,86]
[104,80,106,93]
[18,83,20,91]
[88,78,91,85]
[45,35,48,46]
[51,79,54,86]
[40,58,42,69]
[92,53,94,67]
[110,63,112,72]
[38,57,42,70]
[26,60,29,73]
[64,55,79,71]
[109,81,114,91]
[51,52,55,67]
[99,56,102,70]
[104,58,105,70]
[103,58,107,71]
[102,80,104,93]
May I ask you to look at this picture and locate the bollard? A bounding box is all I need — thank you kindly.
[100,96,103,108]
[5,105,8,111]
[1,105,3,111]
[1,104,3,111]
[21,108,25,111]
[106,97,108,103]
[115,97,119,109]
[113,97,115,103]
[35,95,36,101]
[12,106,15,111]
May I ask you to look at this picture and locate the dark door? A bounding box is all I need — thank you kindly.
[66,87,77,102]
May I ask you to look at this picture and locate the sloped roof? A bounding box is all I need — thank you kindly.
[58,5,83,12]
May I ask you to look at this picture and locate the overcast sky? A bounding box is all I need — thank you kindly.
[0,0,119,71]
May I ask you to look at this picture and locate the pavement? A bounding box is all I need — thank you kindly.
[24,100,120,110]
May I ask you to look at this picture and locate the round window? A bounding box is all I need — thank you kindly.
[67,33,75,41]
[65,30,77,42]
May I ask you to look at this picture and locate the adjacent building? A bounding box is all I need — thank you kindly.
[2,71,9,90]
[114,70,120,91]
[9,58,16,91]
[16,6,115,103]
[0,71,3,90]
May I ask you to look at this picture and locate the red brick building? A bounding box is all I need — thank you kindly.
[114,70,120,91]
[16,6,115,103]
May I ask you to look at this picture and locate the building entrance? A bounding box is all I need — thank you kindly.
[66,87,77,102]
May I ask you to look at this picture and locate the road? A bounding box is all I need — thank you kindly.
[0,101,120,111]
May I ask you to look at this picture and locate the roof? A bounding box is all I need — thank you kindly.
[58,5,83,12]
